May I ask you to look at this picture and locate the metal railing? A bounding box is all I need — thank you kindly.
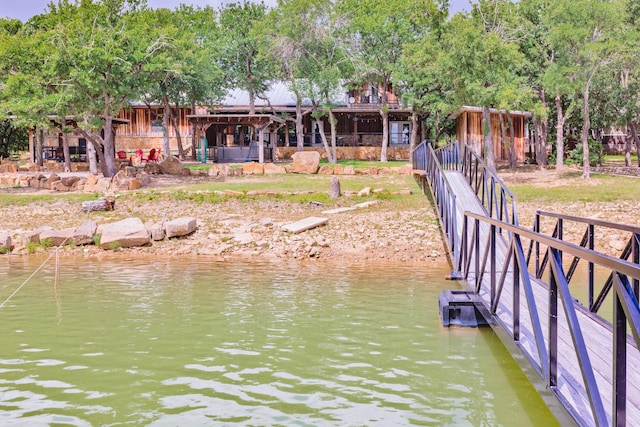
[459,142,519,227]
[412,141,460,274]
[461,211,640,427]
[527,210,640,314]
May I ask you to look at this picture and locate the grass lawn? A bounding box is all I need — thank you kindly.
[505,172,640,204]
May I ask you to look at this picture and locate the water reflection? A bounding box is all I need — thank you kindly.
[0,257,558,426]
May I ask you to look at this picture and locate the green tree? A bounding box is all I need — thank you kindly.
[0,120,28,158]
[267,0,323,152]
[0,12,70,167]
[396,1,454,157]
[441,1,531,171]
[339,0,439,162]
[139,6,226,160]
[546,0,623,178]
[218,1,273,116]
[295,1,353,164]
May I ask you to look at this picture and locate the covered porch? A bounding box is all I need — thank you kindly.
[188,114,285,163]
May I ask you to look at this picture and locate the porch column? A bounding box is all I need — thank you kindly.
[353,117,358,146]
[258,128,264,164]
[284,122,289,146]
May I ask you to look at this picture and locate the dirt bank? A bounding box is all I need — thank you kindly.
[0,173,450,265]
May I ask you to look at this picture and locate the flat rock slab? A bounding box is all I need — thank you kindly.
[40,227,75,247]
[322,207,357,214]
[99,217,150,249]
[322,200,378,214]
[282,216,328,234]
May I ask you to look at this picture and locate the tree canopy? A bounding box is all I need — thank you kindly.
[1,0,639,174]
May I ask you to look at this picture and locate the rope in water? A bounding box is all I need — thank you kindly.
[0,237,70,309]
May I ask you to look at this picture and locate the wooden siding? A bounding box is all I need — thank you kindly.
[117,106,193,138]
[346,82,400,106]
[456,110,528,162]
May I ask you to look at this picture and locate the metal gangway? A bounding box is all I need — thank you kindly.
[412,141,640,427]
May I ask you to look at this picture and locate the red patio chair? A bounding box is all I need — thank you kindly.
[144,148,157,162]
[116,150,127,160]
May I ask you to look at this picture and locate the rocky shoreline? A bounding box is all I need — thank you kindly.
[0,172,448,265]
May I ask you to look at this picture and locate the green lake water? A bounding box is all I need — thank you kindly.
[0,257,559,426]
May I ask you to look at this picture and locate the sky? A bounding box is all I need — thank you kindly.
[1,0,472,22]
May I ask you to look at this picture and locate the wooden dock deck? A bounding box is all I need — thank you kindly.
[444,170,640,427]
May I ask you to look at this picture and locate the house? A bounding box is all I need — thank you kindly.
[38,81,418,163]
[187,81,416,162]
[115,81,414,163]
[450,106,533,163]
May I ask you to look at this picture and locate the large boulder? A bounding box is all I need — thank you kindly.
[292,151,320,174]
[0,232,13,253]
[83,174,99,192]
[73,221,98,245]
[148,222,166,241]
[209,164,230,177]
[242,162,264,175]
[165,217,197,238]
[158,156,184,175]
[95,177,112,193]
[99,218,150,249]
[263,163,286,175]
[40,227,75,246]
[61,176,81,187]
[22,226,55,245]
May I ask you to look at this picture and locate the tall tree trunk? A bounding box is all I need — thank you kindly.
[35,127,43,166]
[102,116,117,177]
[629,121,640,167]
[28,128,34,163]
[534,117,548,170]
[61,117,71,172]
[170,108,185,160]
[409,109,419,163]
[84,134,108,177]
[555,95,565,171]
[316,119,335,164]
[328,109,337,163]
[536,89,548,169]
[482,106,496,172]
[581,86,591,179]
[624,125,632,167]
[379,106,389,162]
[87,140,98,175]
[161,99,172,158]
[191,102,198,161]
[295,95,304,151]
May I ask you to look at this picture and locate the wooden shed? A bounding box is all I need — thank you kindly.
[450,106,532,163]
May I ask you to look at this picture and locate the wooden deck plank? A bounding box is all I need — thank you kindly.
[442,170,640,427]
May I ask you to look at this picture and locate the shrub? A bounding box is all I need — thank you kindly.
[566,138,603,167]
[26,242,38,254]
[92,233,101,246]
[40,238,53,249]
[109,240,121,251]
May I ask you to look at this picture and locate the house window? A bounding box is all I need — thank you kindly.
[390,122,411,144]
[370,84,379,104]
[151,120,163,132]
